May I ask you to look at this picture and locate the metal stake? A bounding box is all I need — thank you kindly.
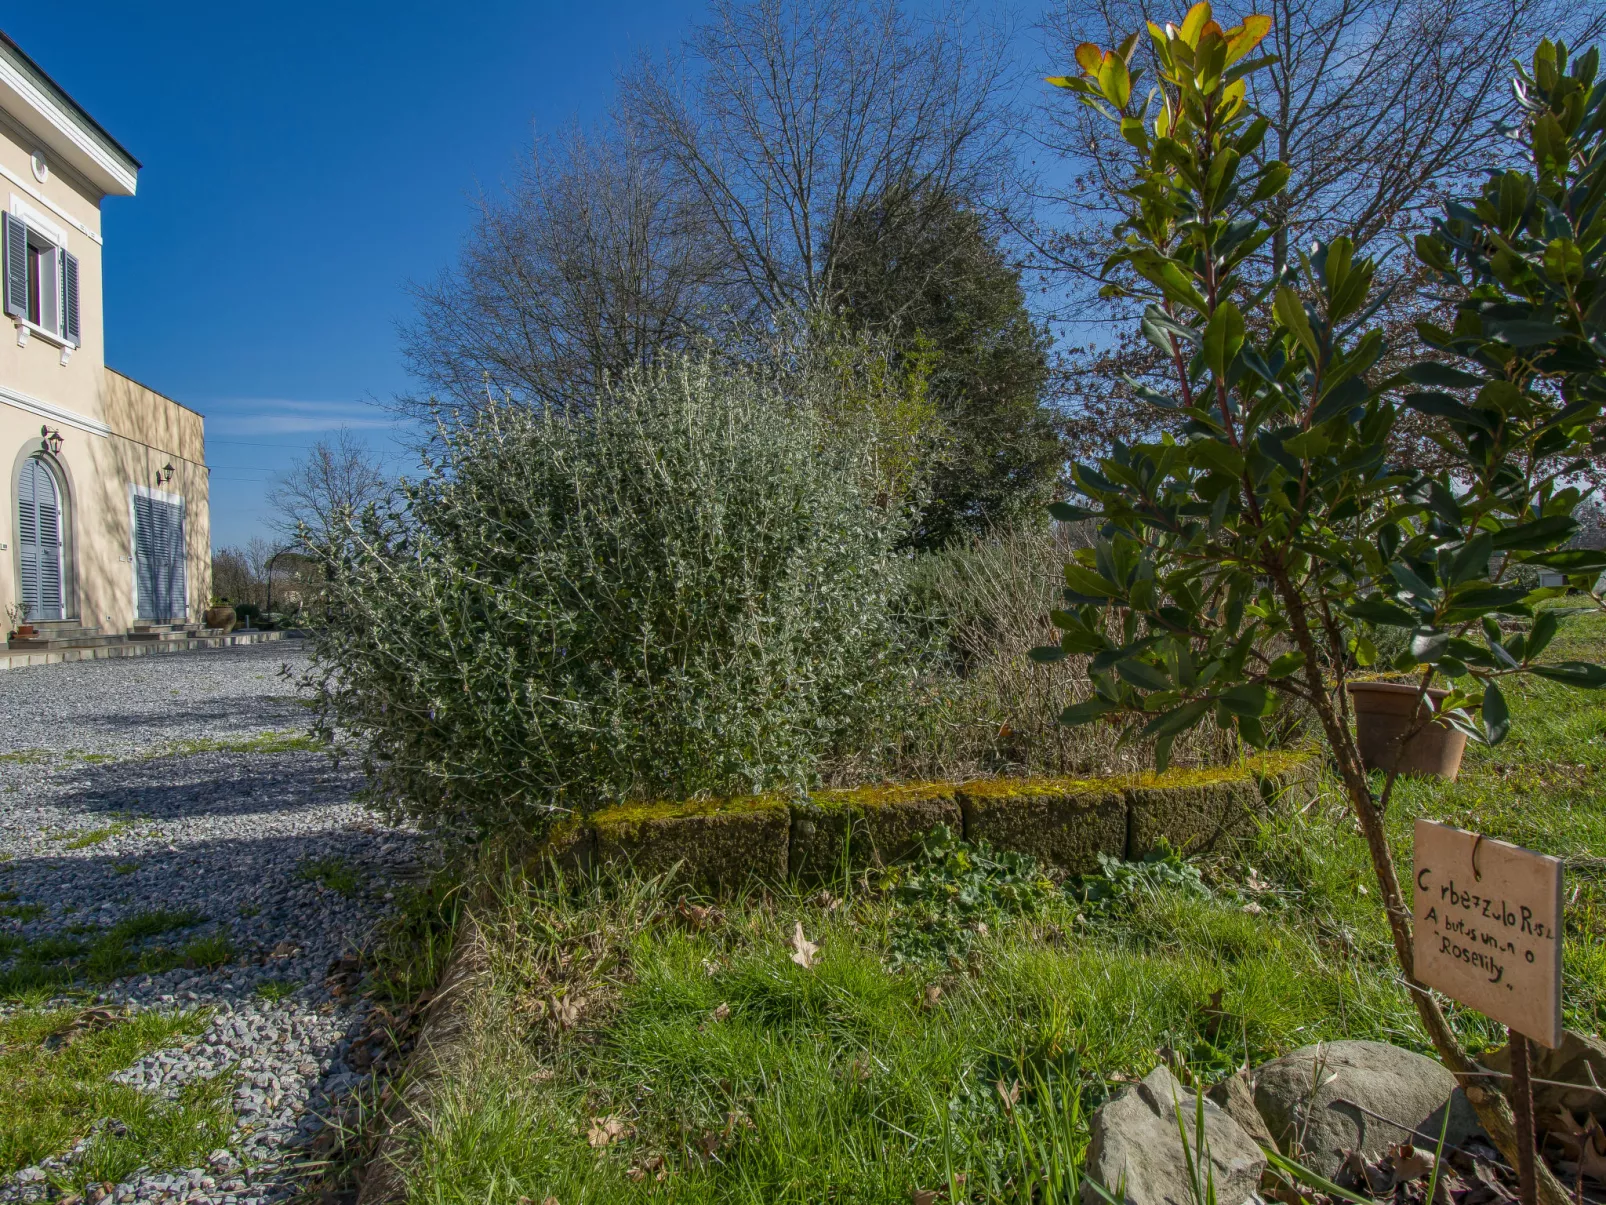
[1510,1026,1538,1205]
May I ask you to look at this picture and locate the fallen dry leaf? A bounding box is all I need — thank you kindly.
[911,1191,939,1205]
[712,1002,731,1022]
[551,995,582,1030]
[922,985,943,1010]
[677,897,723,931]
[695,1129,723,1158]
[813,890,840,911]
[1387,1143,1434,1182]
[995,1078,1022,1111]
[1539,1109,1589,1159]
[790,921,818,969]
[587,1115,630,1148]
[1579,1128,1606,1183]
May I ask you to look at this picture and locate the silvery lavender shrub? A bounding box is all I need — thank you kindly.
[307,358,920,840]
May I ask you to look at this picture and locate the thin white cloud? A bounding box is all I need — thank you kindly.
[203,398,394,437]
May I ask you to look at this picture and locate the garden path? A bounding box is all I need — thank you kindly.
[0,642,418,1205]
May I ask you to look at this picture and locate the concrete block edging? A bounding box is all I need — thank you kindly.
[553,751,1320,892]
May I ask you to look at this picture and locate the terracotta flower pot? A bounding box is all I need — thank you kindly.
[1345,681,1467,780]
[204,606,237,633]
[13,624,35,638]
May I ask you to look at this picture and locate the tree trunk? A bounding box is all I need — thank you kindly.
[1273,571,1566,1205]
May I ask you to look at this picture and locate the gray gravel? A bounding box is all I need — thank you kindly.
[0,642,423,1204]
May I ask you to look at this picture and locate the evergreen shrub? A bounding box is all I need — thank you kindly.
[307,358,918,839]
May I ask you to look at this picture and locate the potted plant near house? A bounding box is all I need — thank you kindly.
[204,597,237,633]
[7,603,35,640]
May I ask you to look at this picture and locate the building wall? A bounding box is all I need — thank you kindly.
[0,104,209,634]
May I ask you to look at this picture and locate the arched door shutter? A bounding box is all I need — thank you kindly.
[17,456,64,621]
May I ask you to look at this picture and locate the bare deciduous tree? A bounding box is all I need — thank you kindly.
[1033,0,1602,288]
[627,0,1017,321]
[400,115,732,415]
[1029,0,1605,460]
[267,429,393,552]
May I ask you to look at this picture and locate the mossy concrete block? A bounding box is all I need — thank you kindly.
[526,815,595,878]
[1247,751,1321,809]
[787,799,857,883]
[592,796,789,889]
[956,777,1125,873]
[798,782,962,873]
[1124,767,1264,857]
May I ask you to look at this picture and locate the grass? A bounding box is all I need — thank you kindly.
[60,818,135,850]
[155,730,326,758]
[297,855,362,898]
[0,730,325,769]
[390,610,1606,1205]
[0,908,208,999]
[254,978,300,1003]
[0,1007,235,1192]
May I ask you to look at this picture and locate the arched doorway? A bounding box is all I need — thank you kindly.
[16,454,64,621]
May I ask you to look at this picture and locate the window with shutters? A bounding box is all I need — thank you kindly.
[2,211,79,347]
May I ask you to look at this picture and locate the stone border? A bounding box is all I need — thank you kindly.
[568,751,1321,889]
[356,910,489,1205]
[0,629,286,671]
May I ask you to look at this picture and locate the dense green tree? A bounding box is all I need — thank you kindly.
[828,184,1063,548]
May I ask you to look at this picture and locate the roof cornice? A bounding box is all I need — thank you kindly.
[0,30,139,198]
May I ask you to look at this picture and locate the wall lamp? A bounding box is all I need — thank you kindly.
[39,425,62,456]
[155,463,175,487]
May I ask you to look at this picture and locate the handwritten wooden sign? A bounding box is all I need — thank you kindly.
[1413,819,1563,1048]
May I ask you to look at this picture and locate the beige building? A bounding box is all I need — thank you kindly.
[0,31,209,642]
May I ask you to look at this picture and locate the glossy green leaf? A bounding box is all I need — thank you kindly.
[1530,662,1606,689]
[1481,680,1511,745]
[1116,659,1172,691]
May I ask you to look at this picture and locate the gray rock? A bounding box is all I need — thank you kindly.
[1252,1040,1480,1176]
[1084,1065,1266,1205]
[1207,1070,1274,1149]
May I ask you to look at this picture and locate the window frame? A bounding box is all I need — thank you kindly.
[5,200,79,351]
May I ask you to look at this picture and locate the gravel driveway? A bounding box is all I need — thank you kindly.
[0,643,420,1205]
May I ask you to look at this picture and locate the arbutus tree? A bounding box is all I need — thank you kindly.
[1034,13,1606,1202]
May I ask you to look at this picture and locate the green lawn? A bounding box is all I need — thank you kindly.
[391,611,1606,1205]
[0,1007,234,1194]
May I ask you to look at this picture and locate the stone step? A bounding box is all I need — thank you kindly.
[7,634,127,652]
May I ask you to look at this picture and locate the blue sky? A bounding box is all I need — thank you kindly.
[3,1,709,547]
